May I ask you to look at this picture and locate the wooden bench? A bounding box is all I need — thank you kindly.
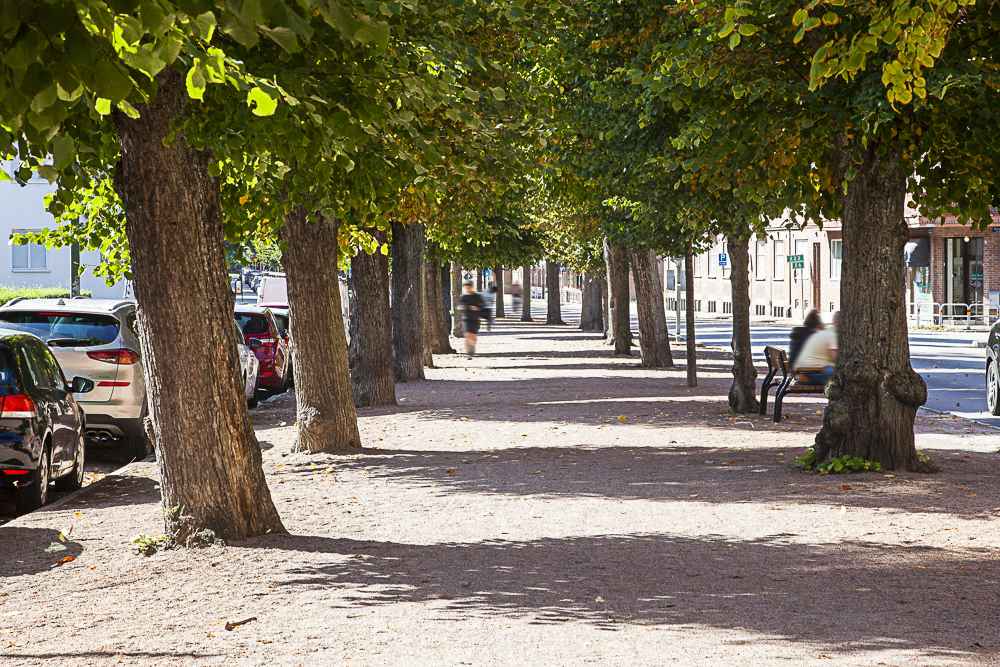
[758,345,828,423]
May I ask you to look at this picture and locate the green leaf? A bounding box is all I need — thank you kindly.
[51,135,75,170]
[792,8,808,26]
[95,98,112,115]
[247,87,278,116]
[194,11,217,41]
[737,24,757,36]
[490,86,506,101]
[186,65,206,100]
[844,168,857,181]
[718,21,735,38]
[729,32,740,49]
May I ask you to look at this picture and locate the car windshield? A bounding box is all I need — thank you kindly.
[236,314,270,336]
[0,312,121,347]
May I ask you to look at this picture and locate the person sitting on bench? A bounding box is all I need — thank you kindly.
[793,311,839,384]
[789,309,824,368]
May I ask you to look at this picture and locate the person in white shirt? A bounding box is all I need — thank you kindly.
[479,285,496,332]
[793,311,839,384]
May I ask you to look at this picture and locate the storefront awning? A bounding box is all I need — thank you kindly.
[905,237,930,267]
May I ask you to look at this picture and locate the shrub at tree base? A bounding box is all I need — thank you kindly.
[0,286,92,307]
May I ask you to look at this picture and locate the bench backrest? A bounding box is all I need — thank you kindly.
[764,345,791,375]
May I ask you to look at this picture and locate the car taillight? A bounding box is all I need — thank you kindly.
[88,349,140,364]
[1,395,36,419]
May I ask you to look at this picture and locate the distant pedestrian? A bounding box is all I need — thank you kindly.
[789,309,824,368]
[510,281,523,313]
[794,311,839,384]
[458,280,486,358]
[480,285,497,332]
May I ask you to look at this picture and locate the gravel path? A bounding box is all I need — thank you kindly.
[1,317,998,666]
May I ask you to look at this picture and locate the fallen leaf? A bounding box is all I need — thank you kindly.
[44,543,67,553]
[966,494,976,498]
[7,611,22,616]
[731,460,739,465]
[448,469,457,476]
[841,484,852,491]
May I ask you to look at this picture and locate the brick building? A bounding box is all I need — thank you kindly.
[916,211,1000,317]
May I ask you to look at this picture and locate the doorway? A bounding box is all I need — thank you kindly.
[945,237,984,312]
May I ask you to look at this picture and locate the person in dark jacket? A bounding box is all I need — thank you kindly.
[789,309,824,368]
[457,280,487,358]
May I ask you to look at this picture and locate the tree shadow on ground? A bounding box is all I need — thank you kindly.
[0,527,84,577]
[275,444,1000,516]
[237,530,996,659]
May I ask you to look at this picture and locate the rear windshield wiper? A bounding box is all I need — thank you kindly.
[46,338,83,347]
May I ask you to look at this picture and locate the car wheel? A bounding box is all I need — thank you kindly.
[989,361,1000,416]
[248,373,260,409]
[15,441,51,513]
[54,432,85,492]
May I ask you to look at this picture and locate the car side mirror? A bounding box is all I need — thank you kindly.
[248,338,263,349]
[70,376,95,394]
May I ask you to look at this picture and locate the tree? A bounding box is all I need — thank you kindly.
[545,259,565,324]
[391,221,426,382]
[629,249,673,367]
[727,235,758,413]
[349,230,396,407]
[603,238,632,354]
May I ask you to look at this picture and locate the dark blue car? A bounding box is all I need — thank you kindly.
[0,330,94,513]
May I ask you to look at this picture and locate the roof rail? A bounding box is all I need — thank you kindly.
[111,300,135,310]
[4,297,26,307]
[72,295,91,299]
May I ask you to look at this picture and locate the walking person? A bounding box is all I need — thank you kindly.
[480,285,497,332]
[793,311,839,384]
[458,280,486,358]
[510,281,523,314]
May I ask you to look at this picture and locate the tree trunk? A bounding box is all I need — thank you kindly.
[814,142,926,470]
[451,262,464,338]
[476,269,483,291]
[521,262,533,321]
[112,67,285,544]
[600,275,609,339]
[441,264,453,335]
[421,256,435,367]
[494,264,505,318]
[727,236,758,413]
[545,259,565,324]
[603,238,631,354]
[281,209,361,453]
[684,241,697,388]
[349,229,396,407]
[580,273,604,331]
[391,220,425,382]
[630,249,673,367]
[427,259,455,354]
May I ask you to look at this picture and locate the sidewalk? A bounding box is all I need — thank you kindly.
[1,317,998,666]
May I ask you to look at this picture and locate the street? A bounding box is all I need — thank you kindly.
[543,299,998,427]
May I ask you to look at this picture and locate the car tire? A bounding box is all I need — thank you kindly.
[54,432,85,492]
[248,374,260,409]
[988,361,1000,416]
[15,441,51,514]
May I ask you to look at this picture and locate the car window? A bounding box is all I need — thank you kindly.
[25,339,63,388]
[19,346,45,389]
[272,313,289,336]
[0,312,120,347]
[126,312,140,339]
[236,314,270,336]
[0,349,20,396]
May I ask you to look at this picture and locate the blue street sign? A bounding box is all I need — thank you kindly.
[718,253,728,266]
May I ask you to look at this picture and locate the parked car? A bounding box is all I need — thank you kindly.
[234,320,262,408]
[0,329,95,512]
[0,298,150,462]
[987,321,1000,415]
[257,276,287,309]
[234,306,290,395]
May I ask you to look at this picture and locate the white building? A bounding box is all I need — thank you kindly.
[1,162,125,299]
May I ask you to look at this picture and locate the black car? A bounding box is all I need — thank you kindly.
[0,330,94,513]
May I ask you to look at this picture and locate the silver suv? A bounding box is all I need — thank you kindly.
[0,298,150,461]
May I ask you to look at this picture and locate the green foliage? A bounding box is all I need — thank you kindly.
[0,285,91,307]
[131,533,166,556]
[795,448,883,473]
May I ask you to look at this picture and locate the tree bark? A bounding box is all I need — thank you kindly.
[421,256,435,367]
[603,238,632,354]
[684,241,697,388]
[451,262,464,338]
[630,249,673,367]
[427,259,455,354]
[600,275,609,339]
[545,259,565,325]
[391,220,426,382]
[494,264,505,318]
[814,142,926,470]
[281,209,361,453]
[521,262,533,321]
[349,229,396,407]
[727,236,758,413]
[579,272,604,332]
[112,67,285,544]
[441,264,453,335]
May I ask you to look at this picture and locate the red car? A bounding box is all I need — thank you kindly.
[234,307,290,395]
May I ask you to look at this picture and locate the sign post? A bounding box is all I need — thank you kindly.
[786,254,805,269]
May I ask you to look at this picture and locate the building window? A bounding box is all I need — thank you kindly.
[693,253,702,278]
[794,239,809,280]
[707,243,716,278]
[756,241,767,280]
[11,232,47,271]
[723,302,732,314]
[830,239,842,280]
[773,240,785,281]
[707,301,717,313]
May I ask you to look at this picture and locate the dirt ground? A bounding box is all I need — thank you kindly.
[2,317,999,666]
